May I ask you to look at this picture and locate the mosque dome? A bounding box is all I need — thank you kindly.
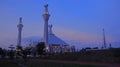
[48,34,68,46]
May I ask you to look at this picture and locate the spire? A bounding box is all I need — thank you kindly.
[19,17,22,24]
[43,4,50,15]
[48,24,53,35]
[103,28,106,49]
[45,4,48,12]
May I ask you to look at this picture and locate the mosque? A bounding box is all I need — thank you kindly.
[17,4,75,53]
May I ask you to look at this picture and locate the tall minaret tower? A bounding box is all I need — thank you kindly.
[43,4,50,52]
[17,17,23,46]
[103,28,107,49]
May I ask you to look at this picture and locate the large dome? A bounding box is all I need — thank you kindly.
[48,34,68,46]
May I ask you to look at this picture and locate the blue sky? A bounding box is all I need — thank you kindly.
[0,0,120,49]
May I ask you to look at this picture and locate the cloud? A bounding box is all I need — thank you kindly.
[0,38,17,49]
[54,27,114,44]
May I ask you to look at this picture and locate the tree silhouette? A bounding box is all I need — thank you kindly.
[0,47,2,55]
[36,42,45,55]
[0,48,6,59]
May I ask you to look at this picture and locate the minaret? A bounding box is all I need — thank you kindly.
[48,24,53,35]
[17,17,23,46]
[103,28,106,49]
[43,4,50,52]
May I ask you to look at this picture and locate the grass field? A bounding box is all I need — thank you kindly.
[0,59,108,67]
[27,60,107,67]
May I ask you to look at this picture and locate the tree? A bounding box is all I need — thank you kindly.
[16,45,23,56]
[36,42,45,55]
[0,49,6,59]
[24,47,31,55]
[8,50,14,60]
[0,47,2,55]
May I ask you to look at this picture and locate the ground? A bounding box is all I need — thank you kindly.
[0,59,119,67]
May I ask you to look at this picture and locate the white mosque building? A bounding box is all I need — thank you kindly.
[27,24,75,53]
[17,4,75,54]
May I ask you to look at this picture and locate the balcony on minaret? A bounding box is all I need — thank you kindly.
[17,17,23,29]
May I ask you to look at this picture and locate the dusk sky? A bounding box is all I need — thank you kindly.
[0,0,120,49]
